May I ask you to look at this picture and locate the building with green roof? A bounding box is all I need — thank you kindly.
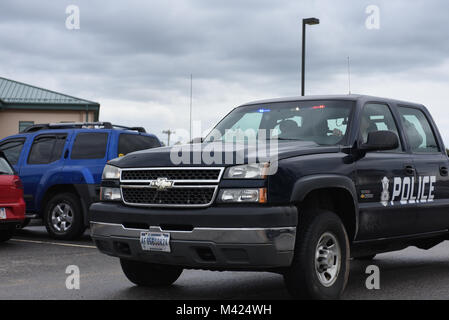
[0,77,100,138]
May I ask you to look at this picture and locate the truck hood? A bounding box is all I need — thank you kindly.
[109,141,341,168]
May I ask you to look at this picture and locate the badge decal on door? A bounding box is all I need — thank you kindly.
[380,176,436,206]
[380,177,390,207]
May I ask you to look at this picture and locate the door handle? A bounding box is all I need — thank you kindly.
[404,165,415,176]
[440,166,449,176]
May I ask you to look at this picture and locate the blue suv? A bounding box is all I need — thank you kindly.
[0,122,161,240]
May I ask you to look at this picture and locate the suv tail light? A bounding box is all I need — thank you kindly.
[14,177,23,190]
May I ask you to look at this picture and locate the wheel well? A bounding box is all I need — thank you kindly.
[40,185,80,214]
[299,188,357,241]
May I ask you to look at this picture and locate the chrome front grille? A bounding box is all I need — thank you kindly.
[121,168,222,182]
[122,186,216,206]
[120,167,224,207]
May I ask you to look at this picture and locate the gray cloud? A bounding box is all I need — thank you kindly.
[0,0,448,143]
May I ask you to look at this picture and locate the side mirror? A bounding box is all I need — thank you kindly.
[360,131,399,152]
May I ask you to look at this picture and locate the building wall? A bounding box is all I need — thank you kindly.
[0,109,96,139]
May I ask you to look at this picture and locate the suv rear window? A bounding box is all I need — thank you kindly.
[71,132,108,159]
[0,157,14,175]
[0,139,25,165]
[118,134,161,156]
[28,134,67,165]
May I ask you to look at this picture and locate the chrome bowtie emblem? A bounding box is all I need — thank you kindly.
[150,177,174,191]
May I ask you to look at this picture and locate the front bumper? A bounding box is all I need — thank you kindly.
[90,203,298,270]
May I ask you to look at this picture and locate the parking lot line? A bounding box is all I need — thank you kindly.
[11,238,97,249]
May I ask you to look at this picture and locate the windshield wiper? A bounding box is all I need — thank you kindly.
[272,138,303,141]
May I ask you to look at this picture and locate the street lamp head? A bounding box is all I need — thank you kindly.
[301,17,320,96]
[303,17,320,25]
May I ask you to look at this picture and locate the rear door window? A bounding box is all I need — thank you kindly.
[0,139,25,165]
[71,132,109,159]
[0,157,14,175]
[51,136,67,162]
[118,134,161,156]
[398,106,440,153]
[28,134,67,165]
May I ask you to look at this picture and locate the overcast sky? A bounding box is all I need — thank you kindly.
[1,0,448,145]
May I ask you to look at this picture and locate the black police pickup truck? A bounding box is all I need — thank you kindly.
[90,95,449,299]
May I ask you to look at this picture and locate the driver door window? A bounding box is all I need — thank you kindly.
[360,103,402,151]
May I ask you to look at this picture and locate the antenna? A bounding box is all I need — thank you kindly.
[189,74,193,142]
[347,56,351,94]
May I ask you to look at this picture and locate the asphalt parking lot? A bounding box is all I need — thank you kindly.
[2,223,449,300]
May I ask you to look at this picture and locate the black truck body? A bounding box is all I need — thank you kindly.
[90,95,449,299]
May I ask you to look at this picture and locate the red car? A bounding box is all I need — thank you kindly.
[0,151,25,242]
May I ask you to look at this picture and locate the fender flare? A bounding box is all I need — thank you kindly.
[290,174,359,239]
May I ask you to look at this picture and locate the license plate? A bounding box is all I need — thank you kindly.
[0,208,6,220]
[140,231,171,253]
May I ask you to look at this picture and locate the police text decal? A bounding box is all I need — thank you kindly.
[380,176,436,206]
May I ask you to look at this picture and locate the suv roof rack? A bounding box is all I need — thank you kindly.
[22,122,146,133]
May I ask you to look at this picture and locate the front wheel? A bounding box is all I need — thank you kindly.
[44,193,86,240]
[284,210,350,300]
[120,259,183,287]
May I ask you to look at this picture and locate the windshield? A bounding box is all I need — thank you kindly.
[205,100,354,146]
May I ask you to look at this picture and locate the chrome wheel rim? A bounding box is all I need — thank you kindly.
[51,203,73,232]
[315,232,341,287]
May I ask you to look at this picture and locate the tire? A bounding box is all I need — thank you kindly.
[120,259,183,287]
[43,193,86,240]
[0,229,14,243]
[284,209,350,300]
[354,254,376,261]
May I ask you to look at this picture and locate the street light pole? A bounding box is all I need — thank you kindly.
[162,129,175,146]
[301,17,320,96]
[189,74,193,142]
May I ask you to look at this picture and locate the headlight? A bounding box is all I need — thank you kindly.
[100,187,122,201]
[102,164,121,180]
[224,163,269,179]
[218,188,267,203]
